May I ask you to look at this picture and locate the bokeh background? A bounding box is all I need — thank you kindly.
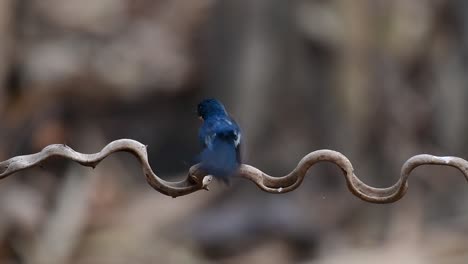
[0,0,468,263]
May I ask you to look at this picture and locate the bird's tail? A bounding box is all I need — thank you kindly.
[199,132,239,183]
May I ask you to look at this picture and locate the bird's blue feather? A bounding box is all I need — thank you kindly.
[196,99,241,183]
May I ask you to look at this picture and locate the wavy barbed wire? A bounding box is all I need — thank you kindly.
[0,139,467,203]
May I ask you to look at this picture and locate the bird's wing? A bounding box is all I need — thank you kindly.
[230,117,241,147]
[231,118,242,163]
[199,116,241,150]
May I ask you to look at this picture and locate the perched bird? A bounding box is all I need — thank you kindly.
[197,99,241,183]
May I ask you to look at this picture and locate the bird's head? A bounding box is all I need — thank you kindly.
[197,98,228,120]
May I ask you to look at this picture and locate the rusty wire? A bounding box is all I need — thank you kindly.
[0,139,467,203]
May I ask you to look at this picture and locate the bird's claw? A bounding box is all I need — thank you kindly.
[202,175,213,190]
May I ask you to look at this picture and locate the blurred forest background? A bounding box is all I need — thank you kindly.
[0,0,468,263]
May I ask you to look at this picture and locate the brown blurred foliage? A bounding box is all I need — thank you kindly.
[0,0,468,263]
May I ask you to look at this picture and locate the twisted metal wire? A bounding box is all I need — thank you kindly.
[0,139,467,203]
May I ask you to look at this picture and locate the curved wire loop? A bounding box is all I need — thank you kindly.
[0,139,467,203]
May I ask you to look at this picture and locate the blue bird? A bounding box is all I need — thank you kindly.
[197,99,241,183]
